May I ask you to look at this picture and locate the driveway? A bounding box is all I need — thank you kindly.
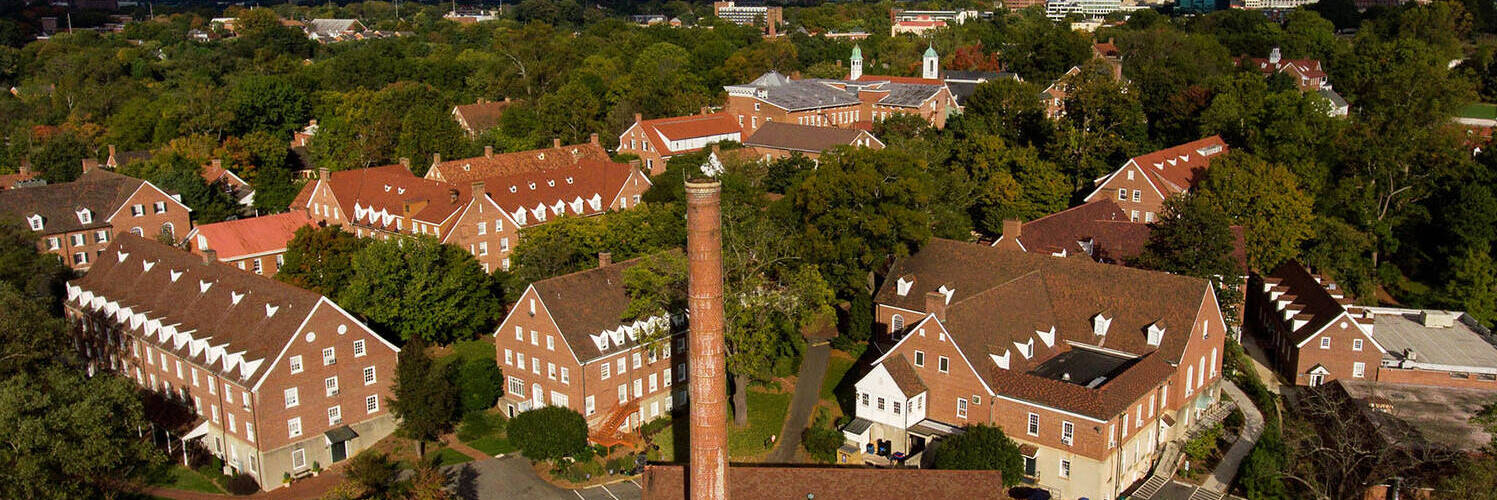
[445,456,641,500]
[766,341,832,463]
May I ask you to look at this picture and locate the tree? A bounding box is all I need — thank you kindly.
[30,133,88,183]
[508,406,589,462]
[119,153,237,224]
[1197,152,1315,271]
[929,424,1024,487]
[339,236,499,344]
[0,219,70,303]
[343,451,400,495]
[949,134,1070,235]
[226,75,309,138]
[1447,248,1497,326]
[388,339,458,458]
[277,225,369,295]
[454,357,505,415]
[1135,193,1244,325]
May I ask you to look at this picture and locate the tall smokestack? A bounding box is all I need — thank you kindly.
[685,179,727,500]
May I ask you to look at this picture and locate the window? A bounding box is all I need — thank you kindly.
[354,339,366,357]
[1353,362,1366,378]
[284,387,300,408]
[1353,339,1363,351]
[73,252,88,265]
[289,355,303,374]
[1117,188,1127,200]
[46,237,59,250]
[892,314,905,331]
[585,396,596,416]
[478,241,488,256]
[291,446,307,469]
[515,326,524,341]
[893,401,902,414]
[516,352,525,368]
[70,233,84,247]
[367,394,379,413]
[877,397,885,410]
[477,222,487,235]
[509,377,525,397]
[130,227,142,236]
[618,384,628,403]
[938,356,950,373]
[1027,413,1039,436]
[325,376,339,396]
[861,393,869,407]
[328,406,342,426]
[323,347,337,365]
[1059,459,1071,478]
[561,367,570,384]
[1126,170,1134,180]
[1136,406,1143,428]
[914,351,925,367]
[633,379,642,398]
[663,368,671,386]
[546,335,554,351]
[131,204,144,217]
[957,398,968,418]
[601,362,611,380]
[648,348,658,363]
[227,413,237,433]
[530,331,538,345]
[633,353,642,369]
[28,215,44,231]
[1320,337,1331,349]
[678,363,686,382]
[94,230,107,243]
[175,360,183,378]
[1132,190,1141,202]
[548,363,556,380]
[207,376,215,394]
[1062,421,1075,446]
[153,201,166,214]
[1186,365,1195,396]
[363,366,376,385]
[252,259,262,275]
[531,358,539,375]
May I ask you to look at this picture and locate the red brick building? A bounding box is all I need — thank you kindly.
[184,211,315,276]
[854,239,1227,500]
[0,162,40,190]
[616,111,743,175]
[1236,48,1328,92]
[451,98,514,137]
[992,199,1248,271]
[65,235,399,490]
[0,168,192,270]
[1252,261,1497,388]
[723,66,957,135]
[1082,136,1229,222]
[493,253,687,437]
[742,121,884,162]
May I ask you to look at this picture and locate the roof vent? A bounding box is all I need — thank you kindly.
[463,164,471,171]
[1061,372,1071,381]
[537,153,546,160]
[528,182,536,190]
[509,185,517,193]
[1197,144,1224,156]
[547,179,555,187]
[397,187,406,195]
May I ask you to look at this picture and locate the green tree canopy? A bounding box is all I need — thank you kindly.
[1197,152,1315,271]
[339,236,500,344]
[508,406,589,462]
[929,424,1024,487]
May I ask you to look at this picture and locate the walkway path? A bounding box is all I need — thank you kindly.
[444,433,498,461]
[765,340,831,463]
[1200,381,1264,493]
[1238,333,1282,394]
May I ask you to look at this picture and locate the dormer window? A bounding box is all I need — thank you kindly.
[76,209,92,224]
[566,177,574,184]
[1093,314,1112,337]
[547,180,555,187]
[509,185,518,193]
[528,182,536,190]
[26,214,43,231]
[895,276,914,296]
[1146,322,1166,347]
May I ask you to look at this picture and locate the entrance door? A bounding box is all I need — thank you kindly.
[532,383,543,408]
[1023,456,1037,476]
[331,441,348,463]
[1309,374,1325,387]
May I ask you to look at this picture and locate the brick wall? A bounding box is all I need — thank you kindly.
[1091,163,1168,221]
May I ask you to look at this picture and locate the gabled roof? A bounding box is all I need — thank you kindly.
[883,354,928,397]
[481,159,645,227]
[67,235,330,385]
[743,122,881,153]
[307,19,363,35]
[0,169,40,190]
[1262,260,1366,345]
[1122,136,1228,194]
[634,113,743,156]
[726,73,862,112]
[425,142,610,184]
[997,200,1248,271]
[1238,56,1326,79]
[318,165,470,227]
[0,169,147,234]
[185,212,313,260]
[527,251,683,364]
[452,100,513,133]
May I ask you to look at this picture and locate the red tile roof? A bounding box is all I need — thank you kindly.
[1125,136,1228,194]
[635,113,743,156]
[426,142,611,184]
[1239,56,1326,79]
[640,464,1009,500]
[480,159,643,226]
[1094,41,1121,58]
[199,162,247,188]
[1001,200,1248,271]
[185,212,313,260]
[324,165,470,228]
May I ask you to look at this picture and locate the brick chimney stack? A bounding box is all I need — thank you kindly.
[685,179,727,500]
[202,248,217,264]
[926,291,947,322]
[472,181,485,198]
[598,252,612,268]
[399,157,411,172]
[589,133,599,145]
[1002,219,1021,239]
[484,145,494,158]
[553,138,562,148]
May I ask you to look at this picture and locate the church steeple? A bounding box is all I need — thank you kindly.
[850,45,864,80]
[923,44,939,80]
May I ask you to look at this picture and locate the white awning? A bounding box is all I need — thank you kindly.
[182,420,212,441]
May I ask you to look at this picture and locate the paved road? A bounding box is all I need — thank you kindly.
[1200,381,1264,493]
[765,341,832,463]
[445,456,642,500]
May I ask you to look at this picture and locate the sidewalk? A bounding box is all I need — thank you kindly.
[765,341,831,463]
[1200,381,1264,493]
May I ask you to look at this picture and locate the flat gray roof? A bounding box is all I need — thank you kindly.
[1338,380,1497,451]
[1368,307,1497,371]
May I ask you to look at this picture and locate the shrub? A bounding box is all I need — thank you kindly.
[455,358,505,414]
[222,473,260,495]
[606,453,637,474]
[509,406,589,461]
[1224,408,1245,430]
[1184,424,1224,461]
[344,451,399,492]
[802,426,844,463]
[639,416,673,437]
[930,425,1024,487]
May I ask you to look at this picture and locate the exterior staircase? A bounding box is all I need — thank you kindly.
[1130,440,1182,500]
[1188,486,1227,500]
[588,401,640,449]
[1186,400,1239,439]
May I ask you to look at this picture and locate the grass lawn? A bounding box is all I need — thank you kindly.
[157,464,224,494]
[821,354,855,401]
[434,338,496,371]
[467,435,517,456]
[432,447,475,466]
[727,388,792,461]
[649,423,676,462]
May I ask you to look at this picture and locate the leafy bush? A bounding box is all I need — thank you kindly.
[457,411,506,442]
[638,416,672,437]
[456,358,505,414]
[222,473,260,495]
[1224,407,1245,430]
[344,451,399,492]
[1184,424,1224,461]
[509,406,589,461]
[606,453,637,474]
[930,425,1024,487]
[802,426,844,463]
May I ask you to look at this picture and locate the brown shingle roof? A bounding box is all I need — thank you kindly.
[184,212,314,260]
[1003,200,1248,271]
[640,464,1009,500]
[743,122,880,153]
[480,159,643,226]
[530,251,682,364]
[68,235,329,384]
[0,169,146,235]
[1263,260,1354,344]
[452,100,513,133]
[636,113,744,156]
[322,165,470,227]
[1126,136,1228,194]
[883,355,928,397]
[425,142,611,185]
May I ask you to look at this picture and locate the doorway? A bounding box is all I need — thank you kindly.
[331,440,348,463]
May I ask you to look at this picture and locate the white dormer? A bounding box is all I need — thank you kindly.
[592,333,610,351]
[551,200,566,215]
[230,291,245,305]
[990,350,1011,370]
[1014,338,1035,359]
[199,280,213,294]
[569,197,584,214]
[1180,154,1191,163]
[1093,313,1112,337]
[1036,326,1056,348]
[607,327,626,347]
[509,185,518,193]
[169,269,183,282]
[547,179,555,187]
[116,251,130,263]
[588,194,603,211]
[26,214,43,231]
[265,304,279,318]
[936,285,954,304]
[76,208,92,224]
[1146,322,1166,346]
[141,260,155,273]
[895,276,914,296]
[566,177,574,184]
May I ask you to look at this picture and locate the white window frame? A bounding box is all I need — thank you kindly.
[366,395,379,413]
[1027,413,1039,436]
[288,417,302,438]
[938,356,949,373]
[363,366,376,385]
[289,355,303,374]
[284,387,300,408]
[1062,421,1075,446]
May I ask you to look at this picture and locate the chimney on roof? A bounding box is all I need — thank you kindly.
[590,133,599,145]
[504,96,511,103]
[310,119,318,127]
[628,159,641,170]
[449,188,459,204]
[925,291,947,322]
[399,157,411,172]
[553,138,562,148]
[634,112,643,124]
[318,167,330,180]
[81,158,98,174]
[203,248,217,264]
[598,252,612,268]
[685,178,727,500]
[701,106,711,115]
[1002,219,1022,240]
[211,158,222,169]
[432,153,442,166]
[484,146,494,158]
[477,97,487,104]
[472,181,485,198]
[18,162,30,176]
[108,144,116,162]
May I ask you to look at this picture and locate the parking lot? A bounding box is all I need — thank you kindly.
[571,479,643,500]
[446,456,643,500]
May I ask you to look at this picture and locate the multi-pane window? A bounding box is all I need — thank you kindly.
[877,397,885,410]
[245,423,255,443]
[1059,459,1071,478]
[1062,421,1075,446]
[153,201,167,214]
[131,204,145,217]
[560,367,570,384]
[1352,339,1363,351]
[633,353,642,369]
[893,401,902,414]
[504,349,513,366]
[1353,362,1366,378]
[285,387,300,408]
[956,398,968,418]
[363,366,377,385]
[325,376,339,396]
[548,363,556,380]
[328,406,342,426]
[861,393,869,406]
[1320,337,1331,349]
[663,368,671,387]
[1027,413,1040,436]
[288,417,302,438]
[601,362,611,380]
[366,395,379,413]
[508,377,525,397]
[354,339,366,357]
[289,355,303,374]
[914,351,924,367]
[323,347,337,365]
